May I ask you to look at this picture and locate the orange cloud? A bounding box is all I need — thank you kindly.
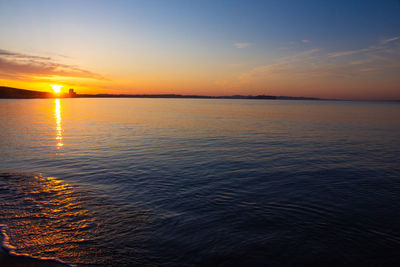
[0,49,104,80]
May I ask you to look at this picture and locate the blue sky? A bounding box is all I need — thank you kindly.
[0,0,399,99]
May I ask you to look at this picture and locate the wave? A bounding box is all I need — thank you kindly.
[0,224,71,266]
[0,171,87,266]
[0,171,153,266]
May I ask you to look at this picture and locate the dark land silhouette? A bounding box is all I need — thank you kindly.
[0,86,323,100]
[0,87,53,98]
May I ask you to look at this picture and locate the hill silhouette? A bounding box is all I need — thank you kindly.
[0,86,52,98]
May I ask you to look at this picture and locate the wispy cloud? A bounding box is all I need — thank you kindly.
[0,49,103,80]
[301,40,310,43]
[234,42,251,49]
[217,36,400,99]
[382,36,400,44]
[328,47,374,58]
[238,49,322,84]
[0,49,51,60]
[236,38,400,88]
[328,35,400,57]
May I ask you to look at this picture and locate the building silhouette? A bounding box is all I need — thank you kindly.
[69,88,77,97]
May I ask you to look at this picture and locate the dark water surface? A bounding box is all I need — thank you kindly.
[0,98,400,266]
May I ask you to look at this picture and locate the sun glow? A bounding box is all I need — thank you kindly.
[51,84,63,93]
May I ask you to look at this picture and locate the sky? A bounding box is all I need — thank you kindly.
[0,0,399,99]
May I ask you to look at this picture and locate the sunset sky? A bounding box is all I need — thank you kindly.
[0,0,399,99]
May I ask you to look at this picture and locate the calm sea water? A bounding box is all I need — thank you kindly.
[0,98,400,266]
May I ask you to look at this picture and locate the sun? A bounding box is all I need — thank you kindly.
[50,84,63,93]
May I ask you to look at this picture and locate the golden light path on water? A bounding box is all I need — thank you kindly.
[55,99,63,148]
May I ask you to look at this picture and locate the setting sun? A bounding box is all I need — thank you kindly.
[50,84,63,93]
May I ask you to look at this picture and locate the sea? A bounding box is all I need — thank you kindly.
[0,98,399,266]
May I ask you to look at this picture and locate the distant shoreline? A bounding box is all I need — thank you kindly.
[1,86,399,102]
[76,93,323,101]
[0,86,322,100]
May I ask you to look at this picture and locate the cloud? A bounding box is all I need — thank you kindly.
[381,36,400,44]
[328,47,376,57]
[0,49,51,60]
[0,49,103,80]
[216,37,400,99]
[329,35,400,58]
[237,49,322,84]
[236,40,400,87]
[301,40,310,43]
[234,42,251,49]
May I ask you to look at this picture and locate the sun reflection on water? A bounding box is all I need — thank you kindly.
[0,171,151,265]
[55,99,63,148]
[0,173,102,264]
